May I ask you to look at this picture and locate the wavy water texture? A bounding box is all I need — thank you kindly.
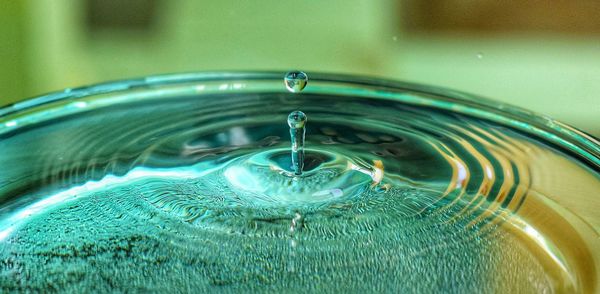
[0,89,596,292]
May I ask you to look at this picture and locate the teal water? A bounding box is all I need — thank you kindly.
[0,85,594,292]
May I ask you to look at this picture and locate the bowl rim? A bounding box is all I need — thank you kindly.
[1,71,598,169]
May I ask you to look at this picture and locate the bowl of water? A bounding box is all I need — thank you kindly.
[0,71,598,292]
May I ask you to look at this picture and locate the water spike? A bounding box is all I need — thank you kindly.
[287,111,307,175]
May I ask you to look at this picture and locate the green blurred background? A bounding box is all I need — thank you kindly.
[1,1,598,135]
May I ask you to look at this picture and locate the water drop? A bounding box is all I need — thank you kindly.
[477,52,484,59]
[288,111,307,175]
[392,36,398,42]
[284,71,308,93]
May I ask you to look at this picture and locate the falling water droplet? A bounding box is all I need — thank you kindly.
[476,52,484,59]
[288,111,307,175]
[284,71,308,93]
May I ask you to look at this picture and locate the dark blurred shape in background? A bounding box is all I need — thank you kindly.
[404,0,600,34]
[86,0,158,32]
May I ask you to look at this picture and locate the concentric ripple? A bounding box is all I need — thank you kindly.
[0,86,596,292]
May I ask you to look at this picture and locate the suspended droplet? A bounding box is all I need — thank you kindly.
[288,111,307,175]
[284,71,308,93]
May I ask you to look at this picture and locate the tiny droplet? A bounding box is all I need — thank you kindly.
[284,71,308,93]
[476,52,484,59]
